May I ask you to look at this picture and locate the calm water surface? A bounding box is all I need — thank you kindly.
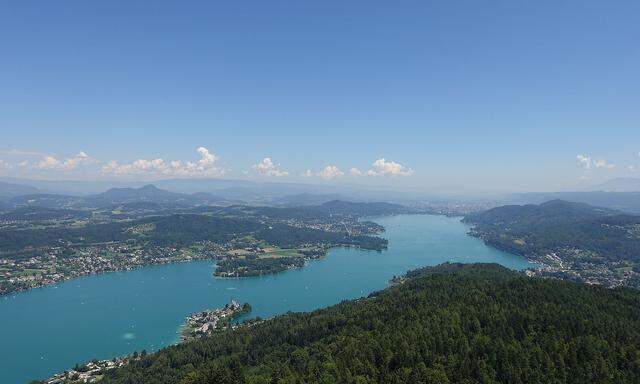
[0,215,531,383]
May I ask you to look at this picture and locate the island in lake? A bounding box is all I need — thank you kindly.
[0,190,410,295]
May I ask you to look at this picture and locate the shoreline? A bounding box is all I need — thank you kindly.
[466,229,636,288]
[1,255,218,298]
[2,214,524,297]
[1,242,387,298]
[6,214,532,384]
[1,217,390,297]
[40,301,254,384]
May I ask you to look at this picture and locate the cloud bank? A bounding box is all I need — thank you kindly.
[366,158,414,176]
[101,147,226,177]
[576,154,615,171]
[0,147,415,182]
[35,151,95,170]
[252,157,289,177]
[317,165,344,180]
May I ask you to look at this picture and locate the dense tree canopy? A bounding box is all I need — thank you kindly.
[0,211,387,260]
[92,263,640,384]
[464,200,640,262]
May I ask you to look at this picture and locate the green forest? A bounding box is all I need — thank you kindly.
[76,263,640,384]
[463,200,640,262]
[0,213,387,260]
[214,256,305,277]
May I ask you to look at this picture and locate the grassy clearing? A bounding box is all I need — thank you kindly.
[18,268,44,276]
[261,247,301,258]
[227,245,303,260]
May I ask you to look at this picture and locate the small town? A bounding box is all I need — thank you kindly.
[180,300,252,342]
[525,247,640,288]
[39,301,252,384]
[0,242,226,296]
[0,209,387,296]
[42,355,142,384]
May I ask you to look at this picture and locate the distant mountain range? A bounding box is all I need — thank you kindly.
[316,200,414,216]
[465,199,617,227]
[0,176,354,196]
[507,191,640,214]
[0,179,416,219]
[267,193,350,207]
[0,184,238,211]
[0,176,428,204]
[594,177,640,192]
[0,177,430,213]
[93,184,231,205]
[7,176,639,215]
[0,181,42,199]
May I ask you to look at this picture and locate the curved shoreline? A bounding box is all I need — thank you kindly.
[2,215,532,384]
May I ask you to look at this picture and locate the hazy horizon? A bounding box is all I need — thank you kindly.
[3,174,640,199]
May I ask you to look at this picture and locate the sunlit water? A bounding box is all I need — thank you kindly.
[0,215,531,383]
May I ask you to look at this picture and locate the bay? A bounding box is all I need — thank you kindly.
[0,215,532,383]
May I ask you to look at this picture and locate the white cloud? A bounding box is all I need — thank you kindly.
[593,159,615,169]
[366,158,413,177]
[0,148,419,182]
[192,147,219,172]
[317,165,344,180]
[303,161,411,180]
[625,152,640,173]
[35,156,62,170]
[101,160,120,173]
[349,167,362,176]
[101,147,226,177]
[103,158,166,175]
[576,154,592,170]
[64,151,94,169]
[576,154,614,171]
[34,151,95,170]
[252,157,289,177]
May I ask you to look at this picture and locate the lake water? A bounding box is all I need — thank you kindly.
[0,215,532,383]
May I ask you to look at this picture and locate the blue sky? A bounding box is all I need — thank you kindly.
[1,0,639,192]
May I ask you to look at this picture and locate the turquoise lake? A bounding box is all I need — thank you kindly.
[0,215,532,383]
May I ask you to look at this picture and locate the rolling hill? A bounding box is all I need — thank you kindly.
[464,200,640,287]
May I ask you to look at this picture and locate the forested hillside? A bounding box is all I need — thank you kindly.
[462,199,640,260]
[91,263,640,384]
[0,213,387,260]
[0,201,391,295]
[463,200,640,287]
[508,191,640,214]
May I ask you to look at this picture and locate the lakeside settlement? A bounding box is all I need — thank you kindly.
[40,300,252,384]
